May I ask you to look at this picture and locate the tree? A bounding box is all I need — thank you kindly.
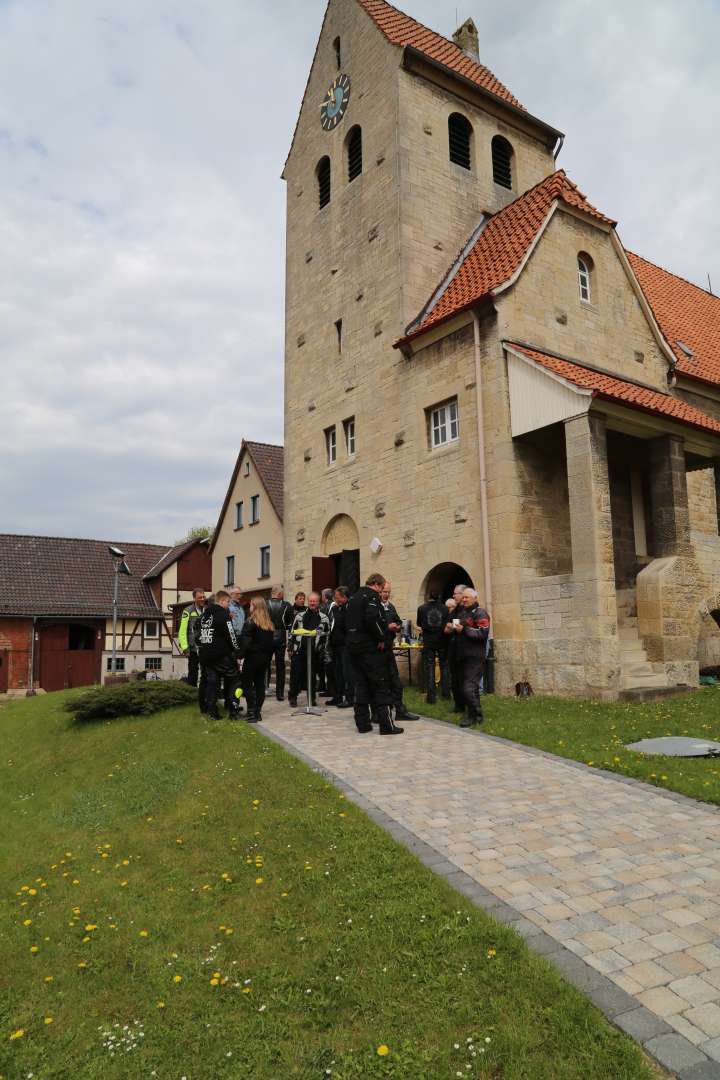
[175,525,214,545]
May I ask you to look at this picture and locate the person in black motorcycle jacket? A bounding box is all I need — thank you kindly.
[197,590,242,720]
[345,573,403,735]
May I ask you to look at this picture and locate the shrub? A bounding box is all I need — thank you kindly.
[67,680,196,724]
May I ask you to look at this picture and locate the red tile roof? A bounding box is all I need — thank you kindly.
[507,343,720,438]
[356,0,525,110]
[0,535,169,618]
[398,171,614,345]
[626,251,720,389]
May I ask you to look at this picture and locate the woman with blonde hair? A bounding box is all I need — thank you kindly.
[239,596,275,722]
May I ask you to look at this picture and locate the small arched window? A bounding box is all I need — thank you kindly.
[317,156,331,209]
[578,253,593,303]
[347,125,362,182]
[448,113,472,170]
[491,135,513,189]
[333,36,341,69]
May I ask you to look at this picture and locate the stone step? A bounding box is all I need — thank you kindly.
[621,661,659,678]
[621,672,669,690]
[619,648,649,664]
[619,685,693,703]
[619,626,641,641]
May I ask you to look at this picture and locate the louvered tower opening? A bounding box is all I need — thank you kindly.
[448,113,472,170]
[317,156,331,209]
[347,126,362,182]
[491,136,513,189]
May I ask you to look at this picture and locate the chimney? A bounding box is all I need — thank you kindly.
[452,17,479,61]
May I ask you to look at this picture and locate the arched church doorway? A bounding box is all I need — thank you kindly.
[312,514,361,595]
[421,562,474,603]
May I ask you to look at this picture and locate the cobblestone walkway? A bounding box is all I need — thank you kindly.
[260,703,720,1079]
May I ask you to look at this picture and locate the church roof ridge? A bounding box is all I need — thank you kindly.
[355,0,526,112]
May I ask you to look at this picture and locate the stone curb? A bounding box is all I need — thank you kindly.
[258,717,720,1079]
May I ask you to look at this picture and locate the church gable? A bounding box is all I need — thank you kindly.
[499,208,672,390]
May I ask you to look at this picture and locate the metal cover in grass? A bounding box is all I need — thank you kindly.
[627,736,720,757]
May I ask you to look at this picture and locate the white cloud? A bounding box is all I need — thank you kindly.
[0,0,716,541]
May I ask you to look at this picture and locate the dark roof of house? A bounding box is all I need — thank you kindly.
[0,534,170,618]
[143,536,209,581]
[210,441,284,555]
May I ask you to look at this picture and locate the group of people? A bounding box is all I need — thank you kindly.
[416,583,491,727]
[177,576,490,733]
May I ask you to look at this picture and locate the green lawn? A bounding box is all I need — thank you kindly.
[0,692,655,1079]
[405,685,720,806]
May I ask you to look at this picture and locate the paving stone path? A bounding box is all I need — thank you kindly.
[260,703,720,1079]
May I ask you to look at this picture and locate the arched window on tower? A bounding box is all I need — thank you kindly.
[333,36,341,69]
[577,253,594,303]
[448,113,473,170]
[317,156,331,209]
[346,126,362,182]
[491,135,513,189]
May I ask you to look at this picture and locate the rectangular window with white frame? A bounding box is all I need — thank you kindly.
[225,555,235,585]
[144,620,159,639]
[429,398,459,449]
[145,656,162,671]
[325,425,337,465]
[259,545,271,579]
[250,495,260,524]
[344,416,356,457]
[235,500,243,529]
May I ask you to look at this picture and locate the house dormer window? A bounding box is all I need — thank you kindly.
[448,113,472,170]
[347,126,362,182]
[491,135,513,189]
[578,253,593,303]
[317,156,331,209]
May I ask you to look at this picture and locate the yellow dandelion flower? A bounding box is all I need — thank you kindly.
[23,919,32,927]
[120,881,128,887]
[44,976,54,983]
[210,978,220,987]
[82,936,90,943]
[242,987,251,994]
[281,892,289,897]
[139,930,149,938]
[72,880,80,885]
[44,1017,54,1026]
[255,878,264,885]
[30,945,39,954]
[78,961,87,969]
[9,1029,25,1040]
[487,948,497,958]
[157,1001,165,1009]
[85,924,97,932]
[173,975,182,984]
[225,928,234,935]
[377,1045,389,1057]
[28,888,37,896]
[213,971,221,978]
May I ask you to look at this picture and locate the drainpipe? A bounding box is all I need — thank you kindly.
[472,312,492,614]
[26,616,36,697]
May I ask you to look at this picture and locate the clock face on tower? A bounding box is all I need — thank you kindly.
[320,74,351,131]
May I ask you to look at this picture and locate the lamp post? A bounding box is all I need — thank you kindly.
[108,546,131,675]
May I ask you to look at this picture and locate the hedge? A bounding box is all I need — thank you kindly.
[66,679,196,724]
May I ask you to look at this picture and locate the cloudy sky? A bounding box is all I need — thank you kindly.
[0,0,717,544]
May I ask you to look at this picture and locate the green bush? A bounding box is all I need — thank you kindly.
[66,679,196,723]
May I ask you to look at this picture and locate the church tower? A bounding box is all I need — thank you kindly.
[282,0,562,605]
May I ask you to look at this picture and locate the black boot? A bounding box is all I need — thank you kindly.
[396,703,419,721]
[354,704,373,733]
[245,708,259,724]
[377,706,403,735]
